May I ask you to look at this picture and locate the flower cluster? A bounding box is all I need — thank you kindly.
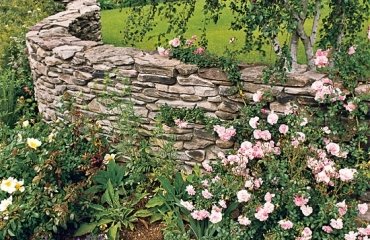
[157,35,205,57]
[314,49,329,68]
[0,177,25,212]
[213,125,236,141]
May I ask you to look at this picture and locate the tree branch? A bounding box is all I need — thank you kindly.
[310,0,321,46]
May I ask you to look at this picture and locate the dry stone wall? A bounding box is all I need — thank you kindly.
[26,0,370,221]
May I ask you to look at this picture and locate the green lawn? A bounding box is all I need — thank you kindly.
[100,1,367,65]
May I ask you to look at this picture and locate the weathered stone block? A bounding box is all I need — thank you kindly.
[52,45,83,60]
[167,85,195,95]
[198,68,228,81]
[178,74,214,87]
[184,138,214,150]
[180,95,202,102]
[138,74,176,85]
[185,150,206,162]
[217,101,241,113]
[194,87,218,97]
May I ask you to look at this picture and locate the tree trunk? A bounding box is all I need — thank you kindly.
[290,32,299,71]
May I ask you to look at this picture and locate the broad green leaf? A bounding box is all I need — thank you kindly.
[74,222,98,236]
[108,222,121,240]
[145,196,164,208]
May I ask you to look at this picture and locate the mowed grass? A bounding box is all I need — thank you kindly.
[101,1,368,65]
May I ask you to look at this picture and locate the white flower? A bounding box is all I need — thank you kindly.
[27,138,42,150]
[22,120,30,128]
[103,154,116,165]
[237,190,251,203]
[0,196,13,212]
[1,177,17,194]
[300,205,313,216]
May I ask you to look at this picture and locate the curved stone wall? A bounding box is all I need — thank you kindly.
[26,0,369,163]
[26,0,370,220]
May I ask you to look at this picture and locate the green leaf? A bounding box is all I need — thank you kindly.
[97,218,114,225]
[135,209,152,218]
[74,222,98,236]
[108,222,121,240]
[145,196,165,208]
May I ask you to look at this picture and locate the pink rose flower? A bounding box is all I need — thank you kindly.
[264,192,275,202]
[302,227,312,237]
[202,161,213,172]
[344,231,358,240]
[263,202,275,213]
[174,119,188,128]
[339,168,357,182]
[358,203,369,215]
[260,130,272,141]
[336,200,347,216]
[300,117,308,126]
[202,189,213,199]
[238,216,251,226]
[255,207,269,221]
[322,126,331,134]
[157,46,170,57]
[253,90,263,102]
[322,225,333,233]
[186,185,196,195]
[191,209,209,220]
[325,142,340,156]
[180,200,194,211]
[278,220,294,230]
[330,218,343,229]
[314,49,329,68]
[348,46,356,55]
[237,190,251,203]
[344,102,357,112]
[300,205,313,216]
[169,37,181,47]
[279,124,289,135]
[214,125,236,141]
[249,117,259,129]
[193,47,205,55]
[321,226,333,233]
[267,111,279,125]
[209,210,222,224]
[294,195,309,207]
[219,200,227,209]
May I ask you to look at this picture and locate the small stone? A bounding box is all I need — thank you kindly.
[194,87,217,97]
[168,85,195,95]
[73,71,93,81]
[132,93,158,103]
[184,138,214,150]
[176,64,198,75]
[198,68,228,81]
[217,101,241,113]
[197,101,218,112]
[180,95,202,102]
[185,150,206,162]
[52,45,83,60]
[216,139,234,149]
[138,74,176,85]
[208,96,222,103]
[219,86,238,96]
[284,87,314,95]
[178,74,214,87]
[215,111,238,120]
[240,66,264,82]
[270,102,289,113]
[194,129,215,141]
[44,56,63,66]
